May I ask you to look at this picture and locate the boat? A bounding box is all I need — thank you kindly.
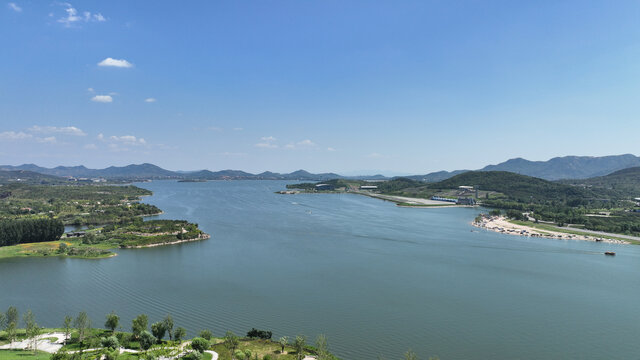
[604,251,616,256]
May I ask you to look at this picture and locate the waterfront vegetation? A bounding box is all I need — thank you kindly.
[0,183,208,259]
[0,183,160,226]
[0,307,345,360]
[0,218,207,259]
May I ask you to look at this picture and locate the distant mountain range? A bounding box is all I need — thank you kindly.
[2,154,639,182]
[410,154,640,182]
[0,163,344,181]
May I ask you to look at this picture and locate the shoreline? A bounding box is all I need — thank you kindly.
[473,215,629,245]
[123,233,211,248]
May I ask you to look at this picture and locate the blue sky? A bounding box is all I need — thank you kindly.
[1,1,639,175]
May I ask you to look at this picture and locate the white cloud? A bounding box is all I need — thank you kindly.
[87,87,94,93]
[58,3,105,27]
[97,133,104,141]
[109,135,146,145]
[261,136,276,142]
[7,2,21,12]
[91,95,113,103]
[84,143,97,150]
[0,131,32,140]
[233,127,243,131]
[98,57,133,68]
[255,142,278,149]
[28,126,86,136]
[207,126,222,132]
[144,98,156,103]
[327,147,336,152]
[284,144,295,149]
[297,139,316,146]
[37,136,57,144]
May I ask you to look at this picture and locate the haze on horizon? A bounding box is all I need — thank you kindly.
[1,1,639,175]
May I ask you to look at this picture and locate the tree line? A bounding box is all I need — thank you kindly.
[0,218,64,246]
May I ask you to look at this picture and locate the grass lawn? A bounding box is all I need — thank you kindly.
[0,350,50,360]
[212,339,305,360]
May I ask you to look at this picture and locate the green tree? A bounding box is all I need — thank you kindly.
[191,337,210,353]
[132,314,148,339]
[0,313,5,330]
[138,330,155,351]
[74,311,91,343]
[404,349,418,360]
[198,329,212,341]
[151,321,166,343]
[293,335,306,360]
[224,331,239,355]
[174,327,186,343]
[278,336,288,353]
[6,321,17,348]
[105,311,120,333]
[63,315,73,343]
[163,314,174,341]
[315,334,330,360]
[6,306,18,328]
[23,309,41,354]
[101,336,120,350]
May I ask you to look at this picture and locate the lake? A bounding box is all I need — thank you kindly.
[2,180,640,359]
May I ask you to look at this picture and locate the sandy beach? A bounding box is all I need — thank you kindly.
[474,216,628,244]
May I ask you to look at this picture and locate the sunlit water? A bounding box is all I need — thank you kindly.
[2,180,640,359]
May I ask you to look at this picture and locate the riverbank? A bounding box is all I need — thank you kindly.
[473,215,630,244]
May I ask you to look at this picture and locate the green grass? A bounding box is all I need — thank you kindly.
[212,339,303,360]
[0,350,51,360]
[508,220,639,244]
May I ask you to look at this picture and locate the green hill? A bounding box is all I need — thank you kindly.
[430,171,595,204]
[562,167,640,198]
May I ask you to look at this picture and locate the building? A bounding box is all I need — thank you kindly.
[359,185,378,190]
[431,196,457,203]
[456,197,476,205]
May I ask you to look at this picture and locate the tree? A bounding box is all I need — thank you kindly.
[23,310,41,354]
[278,336,288,353]
[63,315,73,343]
[198,329,212,341]
[404,349,418,360]
[0,313,5,330]
[223,331,239,355]
[6,306,18,328]
[163,314,174,341]
[132,314,148,339]
[105,312,120,333]
[293,335,306,360]
[74,311,91,344]
[138,330,155,351]
[101,336,120,350]
[174,327,186,343]
[191,337,210,353]
[151,322,166,343]
[6,321,17,348]
[315,334,329,360]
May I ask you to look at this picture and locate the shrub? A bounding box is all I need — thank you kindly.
[191,337,210,353]
[198,329,212,340]
[246,328,272,340]
[102,336,120,350]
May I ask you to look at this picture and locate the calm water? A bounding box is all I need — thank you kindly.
[2,180,640,359]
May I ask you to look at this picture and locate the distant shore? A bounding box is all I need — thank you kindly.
[123,233,211,248]
[473,215,629,244]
